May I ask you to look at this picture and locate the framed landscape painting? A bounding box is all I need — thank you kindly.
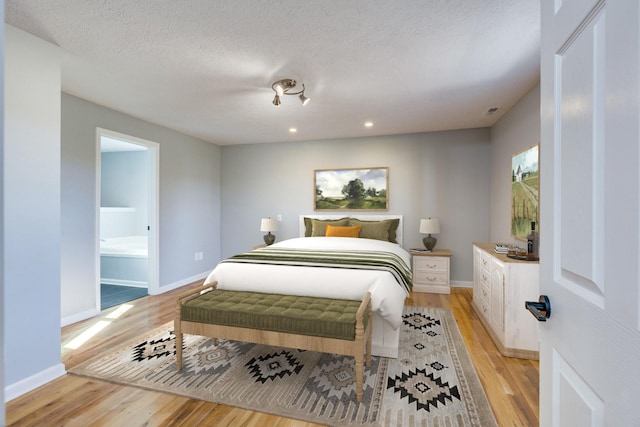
[314,167,389,211]
[511,144,539,240]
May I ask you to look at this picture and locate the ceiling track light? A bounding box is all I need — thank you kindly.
[271,78,310,106]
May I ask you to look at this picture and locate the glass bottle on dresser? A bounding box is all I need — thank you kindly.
[527,221,539,260]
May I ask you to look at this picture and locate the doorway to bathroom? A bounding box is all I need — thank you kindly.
[97,128,159,311]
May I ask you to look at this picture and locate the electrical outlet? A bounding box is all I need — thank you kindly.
[194,252,199,261]
[199,251,204,261]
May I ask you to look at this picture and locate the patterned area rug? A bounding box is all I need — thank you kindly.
[69,306,497,426]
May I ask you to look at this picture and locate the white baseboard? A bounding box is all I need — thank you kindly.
[451,280,473,288]
[5,363,66,402]
[150,270,210,295]
[61,307,99,327]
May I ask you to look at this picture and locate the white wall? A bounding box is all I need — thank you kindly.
[61,94,222,323]
[101,151,149,235]
[4,26,65,399]
[490,83,541,243]
[220,129,492,284]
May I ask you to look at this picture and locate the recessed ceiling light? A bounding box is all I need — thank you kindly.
[364,122,373,127]
[289,128,297,133]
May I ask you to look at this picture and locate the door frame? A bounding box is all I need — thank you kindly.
[95,128,160,310]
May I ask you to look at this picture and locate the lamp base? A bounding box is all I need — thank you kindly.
[264,232,275,246]
[423,235,437,252]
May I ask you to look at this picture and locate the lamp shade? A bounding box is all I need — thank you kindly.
[419,218,440,234]
[260,218,278,232]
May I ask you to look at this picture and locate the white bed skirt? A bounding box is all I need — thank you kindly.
[371,312,401,358]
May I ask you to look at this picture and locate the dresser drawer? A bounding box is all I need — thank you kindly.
[477,297,490,319]
[479,266,490,288]
[413,257,448,272]
[479,279,491,304]
[480,251,492,270]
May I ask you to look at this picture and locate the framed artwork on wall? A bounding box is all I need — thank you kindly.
[314,167,389,211]
[511,144,539,240]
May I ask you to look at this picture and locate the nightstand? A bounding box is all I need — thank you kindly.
[410,249,453,294]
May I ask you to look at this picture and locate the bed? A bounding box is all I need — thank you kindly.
[203,214,411,358]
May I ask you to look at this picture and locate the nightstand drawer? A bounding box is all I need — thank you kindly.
[413,257,448,272]
[413,270,448,285]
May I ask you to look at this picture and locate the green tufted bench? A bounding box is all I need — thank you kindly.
[175,282,372,402]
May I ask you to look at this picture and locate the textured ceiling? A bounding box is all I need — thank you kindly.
[5,1,540,145]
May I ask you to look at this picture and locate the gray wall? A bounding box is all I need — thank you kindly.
[220,129,493,284]
[490,83,541,244]
[101,150,149,235]
[5,26,64,396]
[61,94,222,322]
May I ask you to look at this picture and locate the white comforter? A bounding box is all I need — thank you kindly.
[204,237,411,329]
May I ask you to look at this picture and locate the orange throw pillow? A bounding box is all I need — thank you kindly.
[325,224,362,238]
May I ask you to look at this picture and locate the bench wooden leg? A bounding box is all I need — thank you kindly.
[175,301,183,371]
[176,328,183,371]
[367,303,372,368]
[366,324,372,368]
[355,353,364,402]
[355,323,364,402]
[354,299,372,402]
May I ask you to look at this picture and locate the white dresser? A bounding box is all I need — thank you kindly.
[472,243,540,359]
[411,249,452,294]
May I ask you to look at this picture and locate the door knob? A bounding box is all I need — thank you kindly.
[525,295,551,321]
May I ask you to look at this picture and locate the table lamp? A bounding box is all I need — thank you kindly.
[419,218,440,251]
[260,217,278,245]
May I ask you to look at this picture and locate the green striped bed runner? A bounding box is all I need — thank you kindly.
[221,247,412,294]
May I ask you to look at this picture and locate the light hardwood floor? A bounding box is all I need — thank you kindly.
[6,284,539,426]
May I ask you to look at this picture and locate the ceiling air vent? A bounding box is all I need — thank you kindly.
[486,107,500,115]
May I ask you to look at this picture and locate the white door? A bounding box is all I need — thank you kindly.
[540,0,640,425]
